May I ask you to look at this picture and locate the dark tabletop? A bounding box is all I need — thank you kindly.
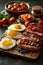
[0,0,43,65]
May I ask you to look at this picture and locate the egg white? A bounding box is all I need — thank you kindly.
[8,24,25,31]
[0,37,16,50]
[5,30,22,39]
[13,32,22,39]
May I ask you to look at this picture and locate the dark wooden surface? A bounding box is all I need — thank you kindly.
[0,0,43,65]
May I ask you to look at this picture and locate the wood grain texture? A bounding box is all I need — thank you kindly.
[0,47,40,60]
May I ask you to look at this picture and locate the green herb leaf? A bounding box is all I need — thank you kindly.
[33,18,38,23]
[0,13,4,19]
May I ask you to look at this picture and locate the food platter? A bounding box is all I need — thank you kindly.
[0,1,43,61]
[0,34,41,60]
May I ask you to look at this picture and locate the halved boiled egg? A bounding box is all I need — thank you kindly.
[5,30,22,39]
[8,24,25,31]
[0,37,16,50]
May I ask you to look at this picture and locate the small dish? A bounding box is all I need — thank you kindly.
[31,6,43,17]
[18,14,34,24]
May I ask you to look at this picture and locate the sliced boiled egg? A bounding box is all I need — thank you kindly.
[0,37,16,50]
[8,24,25,31]
[5,30,22,39]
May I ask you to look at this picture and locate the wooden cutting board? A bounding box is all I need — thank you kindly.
[0,47,40,60]
[0,34,40,60]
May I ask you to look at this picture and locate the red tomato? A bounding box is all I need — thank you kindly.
[0,18,8,26]
[2,18,8,24]
[0,20,4,26]
[39,19,43,25]
[27,14,34,21]
[25,21,30,27]
[17,7,21,11]
[11,7,16,11]
[8,4,11,9]
[23,4,28,10]
[10,17,16,23]
[17,3,22,7]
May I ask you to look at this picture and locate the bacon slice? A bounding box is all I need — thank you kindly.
[17,31,43,51]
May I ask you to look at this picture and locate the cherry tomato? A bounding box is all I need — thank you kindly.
[26,14,34,21]
[11,7,16,11]
[17,7,21,11]
[39,19,43,25]
[8,4,11,9]
[10,17,16,23]
[23,4,28,10]
[17,3,22,7]
[2,18,8,24]
[25,21,30,27]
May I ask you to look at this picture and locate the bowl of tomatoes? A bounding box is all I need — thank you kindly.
[5,1,30,17]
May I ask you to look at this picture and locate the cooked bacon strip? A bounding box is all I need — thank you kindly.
[17,38,41,51]
[17,31,43,51]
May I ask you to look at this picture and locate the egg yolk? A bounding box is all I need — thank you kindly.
[14,24,21,29]
[2,39,11,46]
[8,30,17,37]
